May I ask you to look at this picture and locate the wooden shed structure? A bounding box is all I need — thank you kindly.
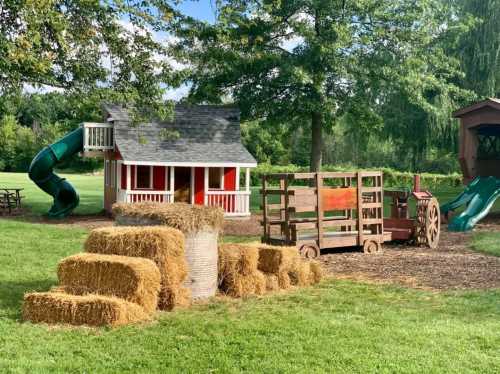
[454,98,500,183]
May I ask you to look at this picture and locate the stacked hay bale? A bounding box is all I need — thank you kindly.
[84,226,190,310]
[218,243,323,297]
[112,202,224,300]
[57,253,161,313]
[23,253,161,327]
[23,293,150,327]
[218,244,266,297]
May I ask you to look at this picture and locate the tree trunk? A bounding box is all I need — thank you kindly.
[310,111,323,172]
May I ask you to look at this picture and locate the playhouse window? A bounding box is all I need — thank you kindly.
[209,167,224,190]
[136,165,153,189]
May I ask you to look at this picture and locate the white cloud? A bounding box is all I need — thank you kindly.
[164,83,191,101]
[23,84,64,94]
[280,35,305,52]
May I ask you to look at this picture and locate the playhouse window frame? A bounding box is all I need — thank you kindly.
[135,165,153,189]
[208,167,224,190]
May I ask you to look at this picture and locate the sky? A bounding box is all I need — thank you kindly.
[26,1,300,101]
[164,1,217,100]
[25,1,218,99]
[177,0,218,23]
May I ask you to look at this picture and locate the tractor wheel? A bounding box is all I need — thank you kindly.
[415,197,441,249]
[362,240,382,254]
[299,244,320,259]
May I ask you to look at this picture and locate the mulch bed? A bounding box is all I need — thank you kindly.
[319,224,500,291]
[224,214,500,291]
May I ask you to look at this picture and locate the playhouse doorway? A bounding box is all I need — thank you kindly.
[476,125,500,178]
[174,167,191,203]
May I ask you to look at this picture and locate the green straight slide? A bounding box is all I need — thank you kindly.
[28,127,84,218]
[442,176,500,232]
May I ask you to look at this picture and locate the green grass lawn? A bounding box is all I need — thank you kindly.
[3,172,498,218]
[1,219,500,373]
[471,232,500,257]
[0,172,104,216]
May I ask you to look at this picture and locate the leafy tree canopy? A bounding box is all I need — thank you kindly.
[173,0,473,170]
[0,0,183,120]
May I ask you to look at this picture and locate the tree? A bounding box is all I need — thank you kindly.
[0,0,182,119]
[456,0,500,98]
[174,0,471,171]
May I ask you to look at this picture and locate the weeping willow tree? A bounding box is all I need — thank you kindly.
[458,0,500,98]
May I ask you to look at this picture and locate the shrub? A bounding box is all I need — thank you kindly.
[251,163,462,188]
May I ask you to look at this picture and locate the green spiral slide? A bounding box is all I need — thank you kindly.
[28,127,84,218]
[442,176,500,232]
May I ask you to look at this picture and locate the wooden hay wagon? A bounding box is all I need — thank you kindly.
[261,171,390,258]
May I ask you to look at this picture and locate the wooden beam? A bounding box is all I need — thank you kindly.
[204,167,208,205]
[262,175,269,242]
[316,173,324,249]
[357,172,364,246]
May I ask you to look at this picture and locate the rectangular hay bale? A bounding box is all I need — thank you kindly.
[219,271,266,298]
[159,286,192,310]
[84,226,189,310]
[309,261,324,284]
[58,253,161,313]
[288,259,312,287]
[218,244,266,298]
[23,292,150,327]
[257,245,299,274]
[264,273,280,291]
[219,244,259,277]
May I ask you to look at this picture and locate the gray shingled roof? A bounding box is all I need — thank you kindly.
[102,104,257,165]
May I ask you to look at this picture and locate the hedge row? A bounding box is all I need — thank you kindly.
[250,163,463,189]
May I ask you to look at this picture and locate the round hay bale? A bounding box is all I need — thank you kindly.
[113,202,224,300]
[182,228,219,299]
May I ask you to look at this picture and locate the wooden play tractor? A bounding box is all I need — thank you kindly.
[383,176,441,249]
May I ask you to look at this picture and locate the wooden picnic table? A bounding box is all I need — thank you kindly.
[0,188,24,214]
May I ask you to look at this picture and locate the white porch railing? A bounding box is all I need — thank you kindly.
[82,122,114,152]
[206,190,251,216]
[117,189,173,204]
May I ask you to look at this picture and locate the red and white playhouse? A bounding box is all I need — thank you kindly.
[83,104,257,217]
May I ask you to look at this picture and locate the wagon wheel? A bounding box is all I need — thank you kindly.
[415,197,441,249]
[362,240,382,254]
[299,244,320,259]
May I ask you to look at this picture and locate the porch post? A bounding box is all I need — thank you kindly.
[236,166,240,191]
[126,164,131,191]
[117,160,122,193]
[190,167,195,204]
[170,166,175,201]
[204,167,209,205]
[245,167,250,192]
[126,164,131,203]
